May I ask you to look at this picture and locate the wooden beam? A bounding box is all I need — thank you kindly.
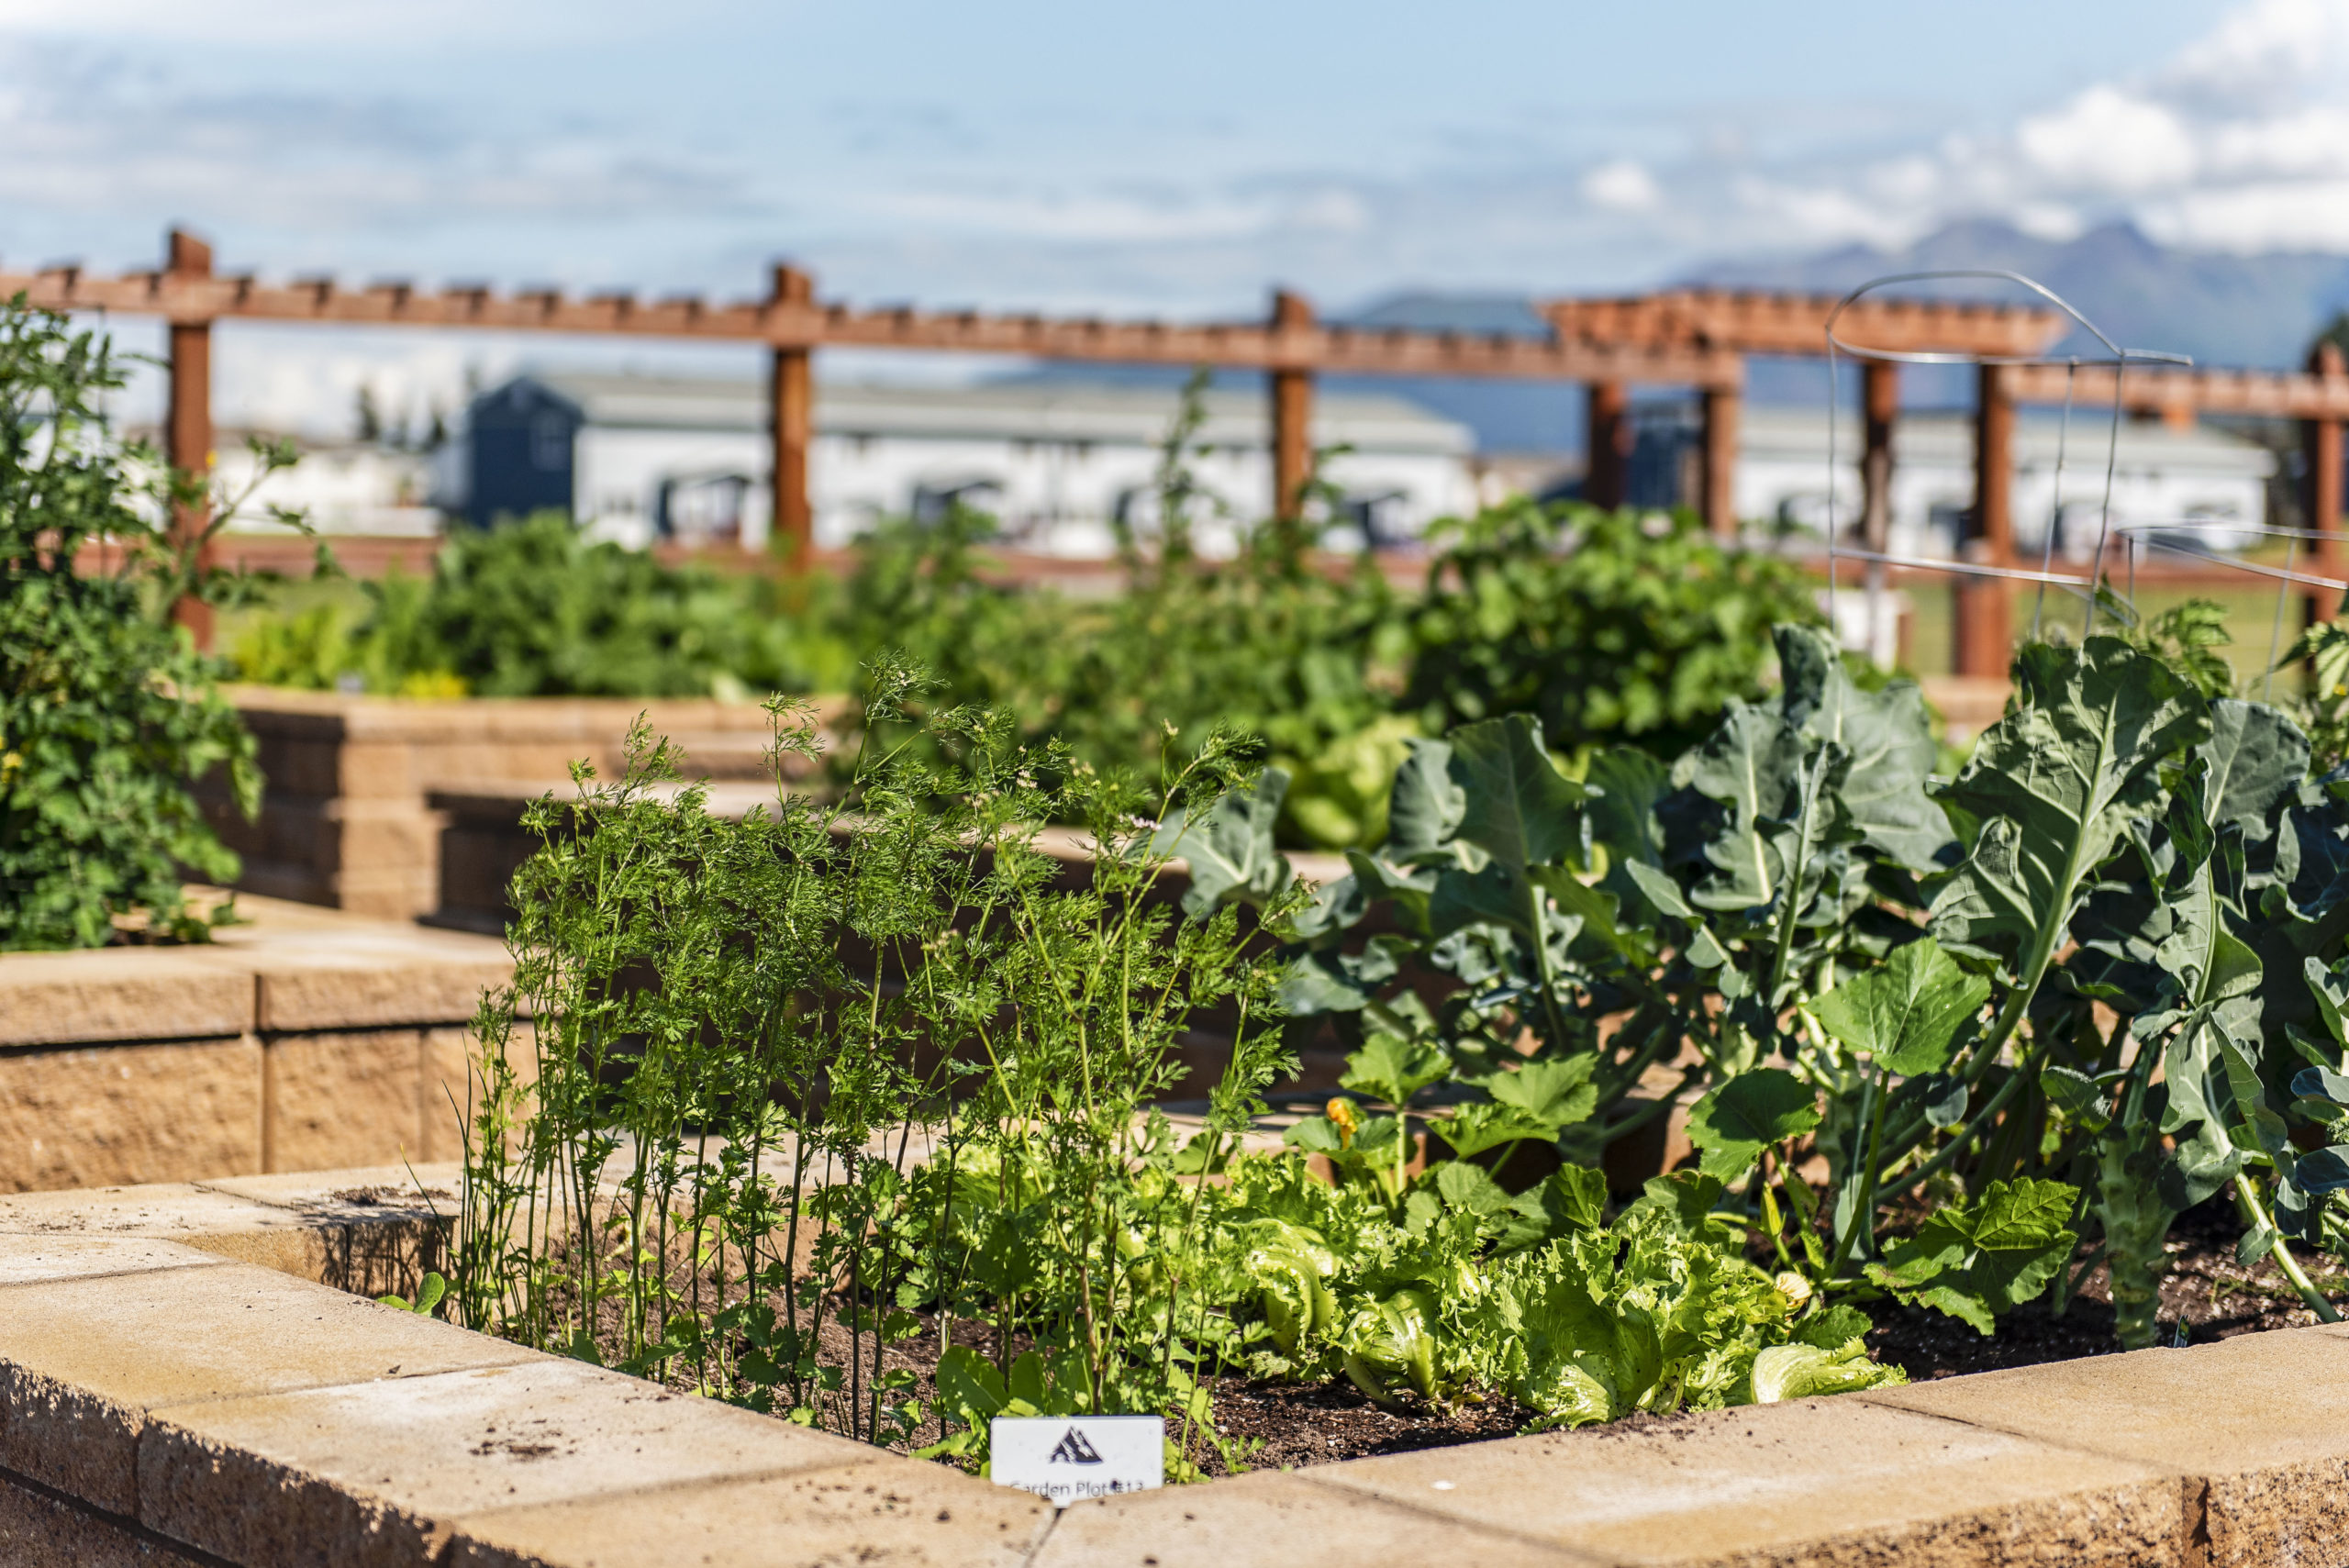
[164,228,215,649]
[769,263,814,571]
[0,264,1739,386]
[1270,290,1315,522]
[1955,362,2015,678]
[1584,381,1628,509]
[1542,290,2066,359]
[1859,361,1899,657]
[2006,361,2349,420]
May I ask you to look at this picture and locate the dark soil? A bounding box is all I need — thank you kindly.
[1865,1192,2343,1381]
[1197,1375,1532,1474]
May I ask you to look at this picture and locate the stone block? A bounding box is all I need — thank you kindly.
[0,1182,306,1239]
[0,951,252,1048]
[140,1359,872,1568]
[0,1475,204,1566]
[0,1262,540,1516]
[1038,1472,1590,1568]
[0,1233,225,1287]
[203,1165,461,1297]
[448,1459,1050,1568]
[1307,1398,2186,1567]
[1862,1327,2349,1566]
[334,740,419,800]
[201,1163,462,1214]
[245,948,511,1032]
[264,1029,428,1173]
[0,1038,263,1193]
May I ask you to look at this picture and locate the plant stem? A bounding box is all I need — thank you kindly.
[1821,1060,1887,1284]
[1880,1041,2051,1206]
[2234,1172,2342,1324]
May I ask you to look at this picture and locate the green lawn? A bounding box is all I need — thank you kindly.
[1899,580,2317,689]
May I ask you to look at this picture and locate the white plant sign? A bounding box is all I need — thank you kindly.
[989,1416,1163,1506]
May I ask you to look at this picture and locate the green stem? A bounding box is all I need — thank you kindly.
[1821,1060,1888,1284]
[2235,1172,2342,1324]
[1879,1044,2048,1206]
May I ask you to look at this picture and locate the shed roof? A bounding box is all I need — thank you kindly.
[507,373,1474,455]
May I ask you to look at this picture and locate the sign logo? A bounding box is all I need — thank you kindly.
[1046,1426,1105,1465]
[991,1416,1163,1506]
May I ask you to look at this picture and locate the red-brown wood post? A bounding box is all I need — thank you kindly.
[165,228,216,648]
[1584,380,1628,509]
[1860,361,1898,554]
[768,263,815,570]
[2306,341,2345,630]
[1270,288,1315,522]
[1858,359,1900,662]
[1954,361,2015,677]
[1698,380,1741,538]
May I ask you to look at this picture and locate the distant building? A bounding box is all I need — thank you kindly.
[173,433,441,538]
[453,373,1479,554]
[1636,405,2276,559]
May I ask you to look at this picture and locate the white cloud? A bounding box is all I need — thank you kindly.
[1681,0,2349,257]
[2015,85,2199,194]
[2141,178,2349,250]
[1581,160,1660,213]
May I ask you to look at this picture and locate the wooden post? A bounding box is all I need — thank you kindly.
[165,228,215,648]
[1584,380,1628,509]
[1270,288,1315,522]
[1860,360,1899,662]
[1860,361,1898,554]
[768,263,815,569]
[2306,341,2345,631]
[1698,382,1741,538]
[1954,361,2015,677]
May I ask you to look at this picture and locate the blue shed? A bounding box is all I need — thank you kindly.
[464,378,582,527]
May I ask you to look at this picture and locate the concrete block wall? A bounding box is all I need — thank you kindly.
[5,1163,2349,1566]
[196,688,841,921]
[0,897,514,1193]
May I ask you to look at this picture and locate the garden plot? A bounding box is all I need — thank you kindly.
[402,618,2349,1485]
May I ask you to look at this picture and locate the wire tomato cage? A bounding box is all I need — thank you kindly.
[1815,270,2343,695]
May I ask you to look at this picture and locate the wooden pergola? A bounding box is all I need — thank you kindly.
[7,228,2345,675]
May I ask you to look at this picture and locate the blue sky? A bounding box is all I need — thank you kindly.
[5,0,2339,428]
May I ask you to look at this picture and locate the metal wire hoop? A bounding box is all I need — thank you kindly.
[1818,270,2194,660]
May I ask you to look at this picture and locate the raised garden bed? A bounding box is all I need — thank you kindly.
[2,1166,2345,1567]
[0,894,511,1192]
[194,688,847,921]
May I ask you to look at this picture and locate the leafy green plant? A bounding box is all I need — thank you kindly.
[830,402,1405,851]
[1279,619,2349,1349]
[377,1272,449,1316]
[1401,499,1823,762]
[0,298,285,950]
[235,511,853,698]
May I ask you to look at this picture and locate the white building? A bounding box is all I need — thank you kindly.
[454,373,1479,556]
[1731,406,2277,561]
[129,431,443,538]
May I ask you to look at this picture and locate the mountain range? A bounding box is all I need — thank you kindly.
[1688,220,2349,375]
